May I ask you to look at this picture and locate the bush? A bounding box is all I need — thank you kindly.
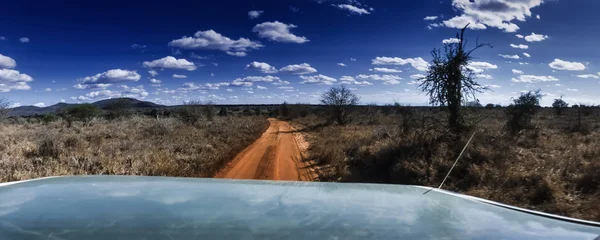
[104,99,133,120]
[552,97,568,116]
[505,90,542,135]
[60,104,100,127]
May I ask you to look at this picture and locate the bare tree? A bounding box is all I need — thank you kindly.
[320,85,360,125]
[0,97,11,121]
[419,24,491,133]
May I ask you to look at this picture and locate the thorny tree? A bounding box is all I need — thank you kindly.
[320,85,360,125]
[419,24,491,133]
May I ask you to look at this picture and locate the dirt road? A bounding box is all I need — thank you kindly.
[215,118,315,181]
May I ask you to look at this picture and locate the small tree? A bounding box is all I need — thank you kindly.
[0,97,11,121]
[505,90,542,135]
[552,97,568,115]
[279,101,290,118]
[485,103,495,109]
[60,104,100,127]
[218,106,228,116]
[320,85,360,125]
[419,24,491,133]
[202,101,216,121]
[177,101,203,125]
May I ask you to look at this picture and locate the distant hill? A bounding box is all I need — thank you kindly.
[8,98,164,117]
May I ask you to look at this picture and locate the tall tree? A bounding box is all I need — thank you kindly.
[320,85,360,125]
[419,24,491,133]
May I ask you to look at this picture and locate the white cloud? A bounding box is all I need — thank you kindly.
[239,76,281,82]
[278,86,294,90]
[0,54,17,69]
[467,61,498,73]
[247,91,254,94]
[169,30,263,56]
[519,62,529,65]
[549,59,586,71]
[356,74,402,85]
[339,76,373,86]
[279,63,317,75]
[85,89,121,99]
[300,74,337,85]
[516,34,524,38]
[248,10,264,19]
[536,14,541,19]
[424,16,438,21]
[511,75,558,83]
[499,54,520,59]
[143,56,197,71]
[566,88,578,92]
[510,44,529,49]
[524,32,548,42]
[485,84,501,89]
[45,88,52,92]
[33,102,45,107]
[77,69,140,88]
[371,57,429,71]
[512,69,524,75]
[19,37,29,43]
[337,63,347,67]
[272,79,291,85]
[172,74,187,78]
[226,51,247,57]
[523,52,531,58]
[148,70,158,76]
[246,61,278,73]
[149,78,162,87]
[333,4,371,15]
[431,0,544,32]
[0,69,33,92]
[0,36,5,40]
[252,21,308,44]
[131,44,146,49]
[476,74,493,79]
[575,74,599,79]
[256,85,268,90]
[410,74,425,79]
[371,67,402,73]
[350,58,357,62]
[442,38,460,44]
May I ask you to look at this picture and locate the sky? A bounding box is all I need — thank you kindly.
[1,0,599,107]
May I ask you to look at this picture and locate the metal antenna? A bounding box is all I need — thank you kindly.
[423,131,477,195]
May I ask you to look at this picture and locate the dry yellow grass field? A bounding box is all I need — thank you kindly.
[0,115,267,182]
[291,107,600,221]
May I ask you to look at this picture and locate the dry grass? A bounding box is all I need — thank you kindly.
[0,115,267,182]
[292,107,600,222]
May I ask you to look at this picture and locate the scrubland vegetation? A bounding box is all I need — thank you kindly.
[0,102,267,183]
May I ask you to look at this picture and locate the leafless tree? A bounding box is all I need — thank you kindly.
[419,24,491,133]
[0,97,11,121]
[320,85,360,125]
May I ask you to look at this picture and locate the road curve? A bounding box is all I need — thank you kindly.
[215,118,315,181]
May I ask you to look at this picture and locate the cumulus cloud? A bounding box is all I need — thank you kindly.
[333,4,371,15]
[149,78,162,87]
[442,38,460,44]
[356,74,402,85]
[549,59,586,71]
[246,61,278,73]
[252,21,309,44]
[169,30,263,56]
[523,52,531,58]
[0,69,33,92]
[575,74,599,79]
[172,74,187,78]
[19,37,30,43]
[430,0,544,32]
[337,63,347,67]
[467,61,498,73]
[510,44,529,49]
[516,34,524,38]
[476,74,493,79]
[499,54,520,59]
[148,70,158,76]
[300,74,337,85]
[371,57,429,71]
[272,79,291,85]
[511,75,558,83]
[77,69,141,89]
[512,69,524,74]
[256,85,268,90]
[239,75,281,82]
[279,63,317,75]
[226,51,247,57]
[524,32,549,42]
[248,10,264,19]
[424,16,438,21]
[0,54,17,69]
[339,76,373,86]
[371,67,402,73]
[143,56,197,71]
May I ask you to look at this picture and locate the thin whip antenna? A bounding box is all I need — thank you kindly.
[423,131,477,195]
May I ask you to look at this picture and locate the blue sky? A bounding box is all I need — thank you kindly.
[1,0,599,107]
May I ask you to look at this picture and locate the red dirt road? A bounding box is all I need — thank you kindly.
[215,118,316,181]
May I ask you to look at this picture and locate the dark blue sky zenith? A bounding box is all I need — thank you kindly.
[1,0,599,107]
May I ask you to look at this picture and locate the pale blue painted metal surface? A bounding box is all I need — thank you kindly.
[0,176,598,239]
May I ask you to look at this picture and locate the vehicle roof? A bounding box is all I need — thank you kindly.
[1,176,599,239]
